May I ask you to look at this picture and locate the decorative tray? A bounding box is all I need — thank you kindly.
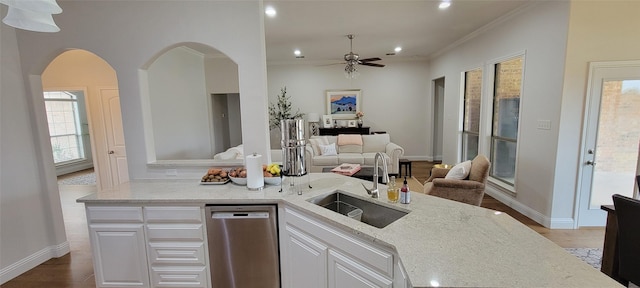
[199,178,230,185]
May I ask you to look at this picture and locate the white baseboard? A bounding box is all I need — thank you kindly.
[402,156,430,161]
[0,241,70,284]
[485,188,576,229]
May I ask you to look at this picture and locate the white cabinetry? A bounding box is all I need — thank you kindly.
[328,249,392,288]
[144,206,208,288]
[283,225,328,288]
[86,205,207,288]
[87,206,149,287]
[282,206,404,288]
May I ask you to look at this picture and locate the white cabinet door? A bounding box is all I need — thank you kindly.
[89,224,149,287]
[328,250,392,288]
[283,225,328,288]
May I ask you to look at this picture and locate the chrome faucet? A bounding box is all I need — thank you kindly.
[361,152,389,198]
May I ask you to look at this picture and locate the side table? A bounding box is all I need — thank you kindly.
[399,159,412,178]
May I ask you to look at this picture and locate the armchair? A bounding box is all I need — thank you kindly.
[423,155,490,206]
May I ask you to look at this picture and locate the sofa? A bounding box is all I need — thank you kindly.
[305,134,404,174]
[213,144,283,163]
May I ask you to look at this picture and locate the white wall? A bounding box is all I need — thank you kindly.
[14,1,270,181]
[555,1,640,224]
[205,57,240,94]
[148,47,211,160]
[428,2,571,227]
[267,60,430,159]
[0,21,68,283]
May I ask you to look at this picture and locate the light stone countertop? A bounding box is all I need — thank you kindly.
[78,173,621,288]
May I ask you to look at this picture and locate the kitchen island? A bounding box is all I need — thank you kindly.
[78,173,620,288]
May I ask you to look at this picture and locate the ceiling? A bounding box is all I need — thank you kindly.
[264,0,531,64]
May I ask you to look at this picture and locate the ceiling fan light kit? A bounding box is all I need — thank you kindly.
[343,34,385,79]
[0,0,62,32]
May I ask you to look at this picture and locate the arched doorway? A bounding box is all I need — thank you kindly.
[42,49,128,190]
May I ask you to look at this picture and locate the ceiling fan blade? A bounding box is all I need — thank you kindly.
[359,57,382,62]
[360,62,385,68]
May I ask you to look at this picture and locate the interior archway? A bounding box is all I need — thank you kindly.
[42,49,127,190]
[140,42,241,162]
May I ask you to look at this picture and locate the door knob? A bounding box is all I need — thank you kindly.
[108,151,115,154]
[586,160,596,166]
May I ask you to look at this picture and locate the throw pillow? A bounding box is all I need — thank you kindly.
[213,150,238,160]
[309,137,329,155]
[319,143,337,156]
[445,160,472,180]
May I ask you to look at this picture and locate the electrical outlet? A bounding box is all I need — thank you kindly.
[165,169,178,176]
[537,120,551,130]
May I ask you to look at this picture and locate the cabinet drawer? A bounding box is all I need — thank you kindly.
[148,242,206,266]
[87,206,143,223]
[145,206,202,223]
[146,224,204,241]
[285,207,393,276]
[150,266,207,288]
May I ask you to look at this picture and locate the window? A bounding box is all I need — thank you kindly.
[44,91,86,164]
[462,68,482,161]
[490,57,523,186]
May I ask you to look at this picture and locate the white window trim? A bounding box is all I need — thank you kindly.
[481,50,527,194]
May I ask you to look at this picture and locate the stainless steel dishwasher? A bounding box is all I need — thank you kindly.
[205,205,280,288]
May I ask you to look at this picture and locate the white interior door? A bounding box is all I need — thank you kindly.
[577,61,640,227]
[100,88,129,188]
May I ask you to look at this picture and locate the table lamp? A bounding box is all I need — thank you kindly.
[307,113,320,136]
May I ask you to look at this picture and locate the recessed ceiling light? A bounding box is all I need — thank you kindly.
[294,49,301,56]
[439,1,451,9]
[265,6,276,17]
[394,46,402,53]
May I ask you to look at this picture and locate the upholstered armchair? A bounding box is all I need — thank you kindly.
[423,155,491,206]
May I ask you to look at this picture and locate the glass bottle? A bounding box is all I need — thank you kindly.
[387,176,399,203]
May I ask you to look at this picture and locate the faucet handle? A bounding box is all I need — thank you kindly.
[361,183,373,195]
[361,183,379,198]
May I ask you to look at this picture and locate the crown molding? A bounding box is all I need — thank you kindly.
[428,1,539,60]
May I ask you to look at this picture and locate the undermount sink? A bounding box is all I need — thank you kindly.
[307,191,409,228]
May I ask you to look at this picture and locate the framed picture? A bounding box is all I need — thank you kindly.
[326,89,361,119]
[347,120,357,127]
[322,115,333,128]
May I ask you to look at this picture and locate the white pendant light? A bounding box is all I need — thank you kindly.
[0,0,62,14]
[2,6,60,32]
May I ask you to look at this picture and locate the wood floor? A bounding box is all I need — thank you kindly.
[1,162,605,287]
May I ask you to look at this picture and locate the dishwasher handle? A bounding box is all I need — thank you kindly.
[211,211,270,219]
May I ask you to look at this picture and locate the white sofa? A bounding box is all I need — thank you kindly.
[305,134,404,174]
[213,144,283,163]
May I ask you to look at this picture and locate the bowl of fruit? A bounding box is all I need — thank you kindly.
[200,168,230,185]
[263,163,282,185]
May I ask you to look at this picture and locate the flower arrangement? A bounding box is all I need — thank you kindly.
[355,111,364,119]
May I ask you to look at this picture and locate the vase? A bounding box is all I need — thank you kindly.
[357,118,363,128]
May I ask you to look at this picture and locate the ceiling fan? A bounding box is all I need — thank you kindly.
[342,34,384,78]
[344,34,385,68]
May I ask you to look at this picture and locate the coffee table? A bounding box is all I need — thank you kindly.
[322,167,397,183]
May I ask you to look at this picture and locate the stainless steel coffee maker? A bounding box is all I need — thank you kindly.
[280,119,310,194]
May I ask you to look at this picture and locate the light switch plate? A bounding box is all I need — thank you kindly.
[537,120,551,130]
